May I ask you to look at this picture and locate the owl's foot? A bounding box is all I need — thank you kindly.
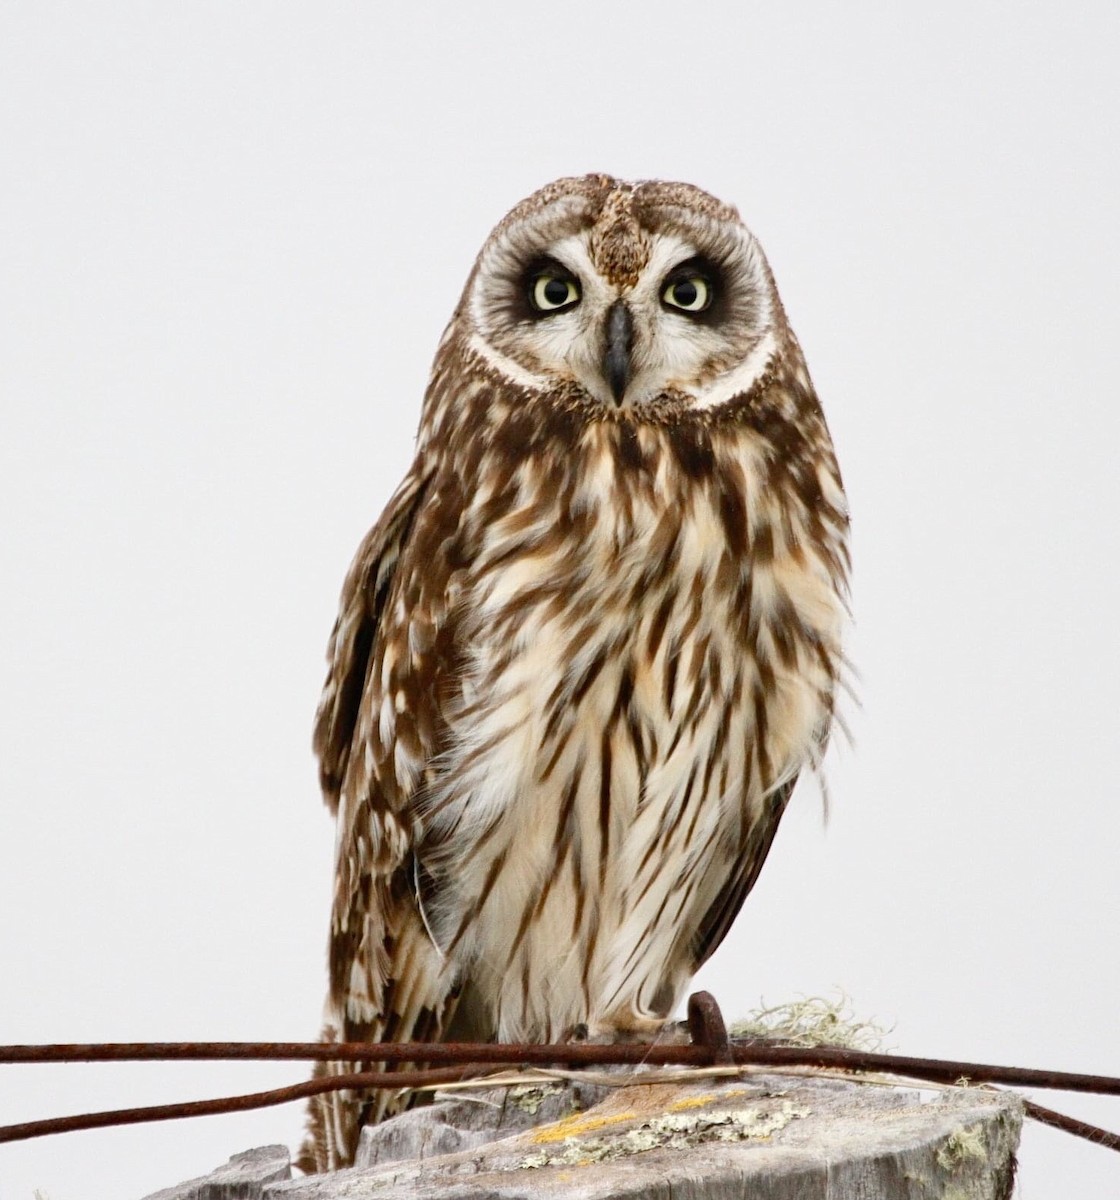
[565,1014,688,1044]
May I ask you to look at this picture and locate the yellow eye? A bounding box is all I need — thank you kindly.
[531,274,580,312]
[663,276,711,313]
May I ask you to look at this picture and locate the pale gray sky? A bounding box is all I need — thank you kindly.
[1,3,1118,1197]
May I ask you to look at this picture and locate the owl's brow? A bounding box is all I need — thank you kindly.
[520,253,578,281]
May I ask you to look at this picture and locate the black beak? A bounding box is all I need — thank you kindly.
[603,300,633,406]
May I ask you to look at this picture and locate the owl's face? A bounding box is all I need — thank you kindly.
[462,176,786,413]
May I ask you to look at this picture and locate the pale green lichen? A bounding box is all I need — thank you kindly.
[508,1083,566,1115]
[937,1123,988,1171]
[519,1100,808,1169]
[729,990,890,1050]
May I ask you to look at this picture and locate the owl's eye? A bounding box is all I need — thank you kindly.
[662,275,712,313]
[531,273,580,313]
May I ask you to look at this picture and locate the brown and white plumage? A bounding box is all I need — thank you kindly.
[298,175,849,1172]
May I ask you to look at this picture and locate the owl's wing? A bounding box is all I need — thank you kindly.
[312,470,430,814]
[690,778,796,970]
[300,468,469,1173]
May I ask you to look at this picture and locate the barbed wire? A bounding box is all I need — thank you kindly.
[2,993,1117,1157]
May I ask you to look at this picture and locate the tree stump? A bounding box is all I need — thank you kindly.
[145,1071,1022,1199]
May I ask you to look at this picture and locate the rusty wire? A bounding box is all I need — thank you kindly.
[1022,1101,1120,1154]
[0,1067,484,1145]
[5,1037,1120,1093]
[0,1040,700,1067]
[2,992,1117,1156]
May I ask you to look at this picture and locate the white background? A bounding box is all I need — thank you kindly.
[2,3,1118,1197]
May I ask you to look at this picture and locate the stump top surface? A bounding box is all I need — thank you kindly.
[147,1070,1022,1200]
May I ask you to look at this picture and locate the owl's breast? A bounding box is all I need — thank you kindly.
[412,417,847,1038]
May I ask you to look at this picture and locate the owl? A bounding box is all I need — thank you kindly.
[298,175,849,1172]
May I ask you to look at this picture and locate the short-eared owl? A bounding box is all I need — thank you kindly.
[300,175,849,1171]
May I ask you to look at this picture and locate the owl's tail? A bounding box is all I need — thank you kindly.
[295,930,490,1174]
[295,1020,416,1174]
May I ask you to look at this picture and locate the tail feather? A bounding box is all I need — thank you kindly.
[297,906,467,1173]
[295,1023,418,1174]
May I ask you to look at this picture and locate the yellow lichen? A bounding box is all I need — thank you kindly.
[531,1108,637,1144]
[668,1089,747,1113]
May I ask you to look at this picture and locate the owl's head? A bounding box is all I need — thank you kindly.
[458,175,789,413]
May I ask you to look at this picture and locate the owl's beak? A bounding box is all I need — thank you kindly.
[603,300,633,405]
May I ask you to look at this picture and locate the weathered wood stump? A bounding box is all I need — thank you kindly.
[144,1071,1022,1199]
